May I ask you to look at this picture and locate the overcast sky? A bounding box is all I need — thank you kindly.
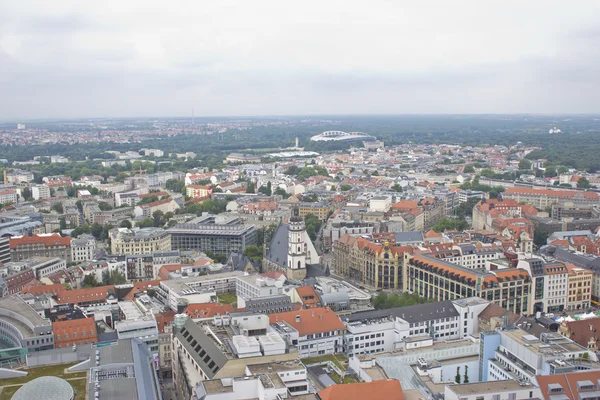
[1,1,599,119]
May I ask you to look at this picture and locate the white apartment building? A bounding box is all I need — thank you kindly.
[31,185,51,200]
[342,297,488,357]
[236,275,284,308]
[114,192,139,207]
[269,307,346,358]
[70,234,96,263]
[0,188,17,204]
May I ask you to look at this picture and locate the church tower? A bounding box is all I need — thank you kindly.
[287,206,307,280]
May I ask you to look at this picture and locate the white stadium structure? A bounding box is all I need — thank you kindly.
[309,130,376,142]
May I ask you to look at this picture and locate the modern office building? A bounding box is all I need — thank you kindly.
[406,254,532,315]
[341,297,488,357]
[158,271,243,311]
[0,295,54,364]
[480,328,597,383]
[168,215,257,258]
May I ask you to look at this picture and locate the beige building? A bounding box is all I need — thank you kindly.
[332,234,411,290]
[567,264,593,311]
[109,227,171,255]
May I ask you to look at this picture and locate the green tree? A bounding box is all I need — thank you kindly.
[204,250,226,264]
[463,365,469,383]
[544,166,557,177]
[120,220,132,229]
[89,223,103,239]
[372,292,429,309]
[165,179,186,194]
[304,214,322,242]
[115,172,128,182]
[83,274,100,288]
[102,269,127,285]
[51,202,64,213]
[258,182,272,196]
[246,181,255,193]
[340,184,352,191]
[432,218,469,232]
[243,245,264,261]
[577,177,592,189]
[136,218,155,228]
[391,183,403,193]
[153,210,164,227]
[455,367,461,384]
[518,159,532,170]
[463,165,475,173]
[21,187,32,201]
[59,217,67,231]
[98,202,113,211]
[534,229,549,248]
[138,195,158,204]
[274,187,289,198]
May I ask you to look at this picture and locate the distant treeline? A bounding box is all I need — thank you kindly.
[2,115,600,171]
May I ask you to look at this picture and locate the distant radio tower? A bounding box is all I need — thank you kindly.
[192,109,195,126]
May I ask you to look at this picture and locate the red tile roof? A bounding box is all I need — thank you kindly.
[52,317,97,348]
[22,283,65,296]
[318,379,404,400]
[9,233,71,249]
[269,307,344,336]
[56,285,115,304]
[505,187,600,200]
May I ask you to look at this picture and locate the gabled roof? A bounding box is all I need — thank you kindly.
[269,307,344,336]
[9,233,71,248]
[52,317,97,341]
[318,379,404,400]
[56,285,115,304]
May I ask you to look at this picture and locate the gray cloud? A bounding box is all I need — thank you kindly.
[0,1,599,119]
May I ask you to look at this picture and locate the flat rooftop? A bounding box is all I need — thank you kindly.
[0,295,51,329]
[247,360,305,374]
[161,271,244,289]
[448,380,535,395]
[503,328,588,355]
[202,379,234,394]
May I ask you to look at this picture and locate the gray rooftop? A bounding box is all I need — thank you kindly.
[0,295,52,335]
[265,223,289,269]
[394,231,424,244]
[89,338,160,400]
[343,300,459,324]
[176,318,228,379]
